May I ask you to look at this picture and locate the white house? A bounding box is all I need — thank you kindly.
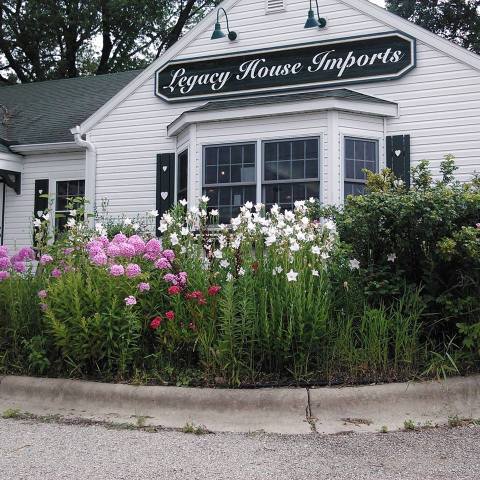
[1,0,480,249]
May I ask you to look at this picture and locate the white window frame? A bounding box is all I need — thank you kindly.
[340,131,383,201]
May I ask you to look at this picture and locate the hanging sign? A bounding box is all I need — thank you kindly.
[155,32,415,102]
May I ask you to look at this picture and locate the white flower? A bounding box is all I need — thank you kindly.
[170,233,179,245]
[255,202,264,212]
[132,223,140,231]
[162,213,173,224]
[226,272,233,282]
[312,245,321,255]
[179,199,188,206]
[199,209,207,218]
[231,217,241,227]
[123,218,132,226]
[190,206,199,215]
[321,252,330,261]
[301,217,309,226]
[323,220,337,232]
[232,237,241,249]
[349,258,360,270]
[33,218,42,228]
[296,232,306,241]
[180,227,189,236]
[200,195,209,203]
[312,269,319,277]
[220,259,230,268]
[244,201,253,210]
[286,270,298,282]
[66,218,76,228]
[238,267,245,276]
[148,209,159,217]
[210,209,219,216]
[275,266,283,274]
[290,242,300,252]
[213,249,223,259]
[265,235,276,247]
[271,204,280,215]
[387,253,397,263]
[308,197,316,204]
[180,246,186,254]
[69,209,77,217]
[42,213,50,221]
[284,210,295,221]
[158,223,168,233]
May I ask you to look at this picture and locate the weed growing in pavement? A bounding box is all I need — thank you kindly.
[181,422,212,435]
[403,419,417,431]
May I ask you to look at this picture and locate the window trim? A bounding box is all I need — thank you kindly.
[202,141,257,188]
[176,148,189,203]
[341,134,380,200]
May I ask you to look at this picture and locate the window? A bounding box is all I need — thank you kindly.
[55,179,85,232]
[262,138,320,210]
[177,149,188,202]
[344,137,378,198]
[203,143,256,224]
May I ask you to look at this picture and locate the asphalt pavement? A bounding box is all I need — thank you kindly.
[1,418,479,479]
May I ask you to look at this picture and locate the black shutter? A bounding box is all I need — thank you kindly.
[33,179,49,246]
[156,153,175,237]
[34,179,49,218]
[386,135,411,187]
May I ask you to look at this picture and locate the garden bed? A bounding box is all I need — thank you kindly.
[0,158,479,387]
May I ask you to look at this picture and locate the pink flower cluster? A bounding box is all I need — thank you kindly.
[0,246,35,281]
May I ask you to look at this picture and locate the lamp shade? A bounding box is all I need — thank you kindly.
[304,9,320,29]
[211,22,226,39]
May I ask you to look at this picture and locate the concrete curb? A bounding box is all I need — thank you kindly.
[0,375,479,434]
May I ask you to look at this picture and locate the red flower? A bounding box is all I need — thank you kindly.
[150,316,162,330]
[189,322,196,331]
[251,261,259,272]
[168,285,181,295]
[165,310,175,320]
[208,285,221,296]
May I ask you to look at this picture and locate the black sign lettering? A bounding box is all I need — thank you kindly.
[155,32,416,102]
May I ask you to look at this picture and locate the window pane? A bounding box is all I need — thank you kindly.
[305,159,318,179]
[264,142,277,162]
[264,181,319,211]
[231,145,242,164]
[345,159,355,179]
[231,164,242,183]
[244,144,256,163]
[218,146,230,164]
[345,139,355,159]
[292,140,305,160]
[218,164,230,183]
[277,161,290,180]
[292,160,305,179]
[278,141,291,161]
[205,147,217,166]
[205,166,217,184]
[306,139,318,159]
[264,161,277,181]
[242,164,255,182]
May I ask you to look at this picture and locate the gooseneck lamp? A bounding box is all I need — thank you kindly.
[211,8,238,41]
[304,0,327,29]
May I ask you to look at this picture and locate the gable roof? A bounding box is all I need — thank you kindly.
[0,69,141,147]
[76,0,480,136]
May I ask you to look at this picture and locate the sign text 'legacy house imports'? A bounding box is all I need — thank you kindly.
[155,32,416,102]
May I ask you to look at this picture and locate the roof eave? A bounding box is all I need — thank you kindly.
[167,97,398,136]
[10,142,85,155]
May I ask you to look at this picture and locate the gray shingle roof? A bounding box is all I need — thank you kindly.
[191,88,396,112]
[0,70,141,146]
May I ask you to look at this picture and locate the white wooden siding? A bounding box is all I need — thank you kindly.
[88,0,480,220]
[3,152,85,250]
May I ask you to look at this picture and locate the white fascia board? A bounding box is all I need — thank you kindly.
[167,97,398,136]
[342,0,480,71]
[10,142,85,154]
[77,0,240,135]
[0,152,24,173]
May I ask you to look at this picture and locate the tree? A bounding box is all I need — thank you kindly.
[0,0,219,84]
[385,0,480,54]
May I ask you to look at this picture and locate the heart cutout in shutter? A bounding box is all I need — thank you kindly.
[162,166,168,172]
[395,150,402,157]
[161,191,168,200]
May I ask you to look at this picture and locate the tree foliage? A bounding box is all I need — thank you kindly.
[0,0,219,83]
[386,0,480,54]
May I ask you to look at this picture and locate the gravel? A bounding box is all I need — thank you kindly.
[0,418,479,479]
